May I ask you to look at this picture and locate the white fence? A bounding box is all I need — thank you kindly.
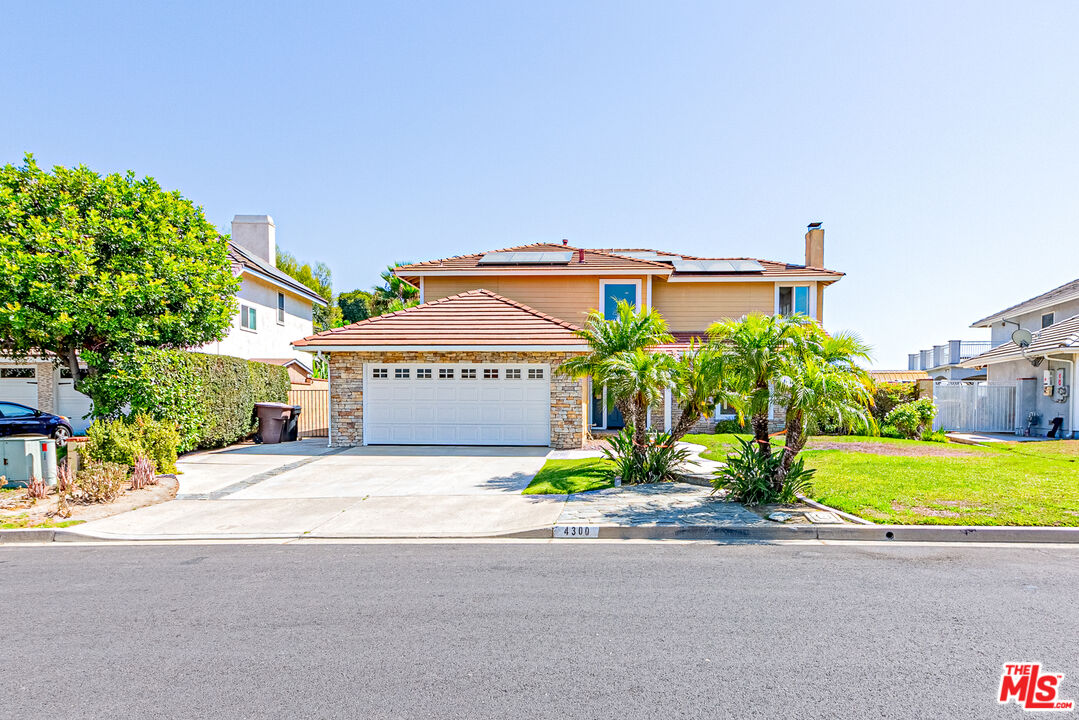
[933,382,1016,433]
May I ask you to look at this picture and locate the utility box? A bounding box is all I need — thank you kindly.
[0,435,58,488]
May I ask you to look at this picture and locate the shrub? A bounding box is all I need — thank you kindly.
[24,477,48,500]
[85,414,179,473]
[870,383,921,425]
[879,424,904,439]
[602,427,692,484]
[884,398,937,439]
[712,436,816,505]
[82,349,289,452]
[714,418,744,434]
[71,461,127,503]
[130,455,157,490]
[920,428,948,443]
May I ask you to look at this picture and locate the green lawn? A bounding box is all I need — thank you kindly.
[0,514,85,530]
[523,458,615,495]
[684,433,1079,527]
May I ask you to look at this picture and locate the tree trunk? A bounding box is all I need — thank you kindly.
[776,408,806,490]
[669,402,701,444]
[632,392,649,448]
[751,413,771,455]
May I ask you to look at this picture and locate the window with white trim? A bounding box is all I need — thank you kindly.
[439,368,454,379]
[240,305,257,330]
[778,286,809,317]
[1042,312,1055,328]
[505,369,522,379]
[483,368,498,379]
[417,368,432,379]
[528,368,544,380]
[372,368,388,379]
[461,368,477,379]
[600,280,641,320]
[277,293,285,324]
[394,368,409,379]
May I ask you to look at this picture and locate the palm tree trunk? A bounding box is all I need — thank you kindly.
[668,402,700,443]
[776,408,806,489]
[632,392,649,448]
[751,413,771,454]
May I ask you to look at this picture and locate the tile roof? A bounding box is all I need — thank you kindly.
[962,313,1079,366]
[395,243,843,279]
[228,243,328,306]
[869,370,930,384]
[395,243,672,273]
[292,289,589,349]
[970,278,1079,328]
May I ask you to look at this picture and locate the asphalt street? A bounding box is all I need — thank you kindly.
[2,541,1076,719]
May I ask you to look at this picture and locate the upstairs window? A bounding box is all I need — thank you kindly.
[240,305,257,330]
[600,280,640,320]
[778,286,809,317]
[277,293,286,324]
[1042,312,1055,328]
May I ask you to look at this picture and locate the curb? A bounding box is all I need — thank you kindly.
[4,522,1078,544]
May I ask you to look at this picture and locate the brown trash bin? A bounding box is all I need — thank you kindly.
[254,402,292,444]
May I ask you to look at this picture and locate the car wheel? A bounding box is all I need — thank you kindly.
[52,426,71,445]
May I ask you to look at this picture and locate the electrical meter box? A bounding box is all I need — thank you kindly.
[0,435,58,487]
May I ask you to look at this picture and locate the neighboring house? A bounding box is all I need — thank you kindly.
[0,214,326,433]
[294,224,844,448]
[869,370,930,385]
[959,278,1079,438]
[906,340,990,381]
[198,215,327,370]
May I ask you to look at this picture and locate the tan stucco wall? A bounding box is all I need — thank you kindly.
[422,275,646,325]
[650,280,775,331]
[328,350,587,449]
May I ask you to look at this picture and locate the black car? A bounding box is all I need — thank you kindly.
[0,401,74,443]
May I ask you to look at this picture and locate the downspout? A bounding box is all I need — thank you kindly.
[321,351,333,448]
[1046,354,1076,438]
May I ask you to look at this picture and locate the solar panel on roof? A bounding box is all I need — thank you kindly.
[612,251,680,262]
[671,259,764,273]
[477,251,574,264]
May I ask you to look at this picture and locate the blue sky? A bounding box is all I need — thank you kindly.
[4,1,1078,367]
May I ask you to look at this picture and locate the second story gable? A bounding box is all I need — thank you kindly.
[393,225,843,332]
[971,278,1079,347]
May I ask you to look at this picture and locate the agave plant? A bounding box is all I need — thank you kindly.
[602,427,692,485]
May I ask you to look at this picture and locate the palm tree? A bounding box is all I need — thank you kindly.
[668,340,743,443]
[558,300,673,422]
[602,349,675,447]
[777,330,874,481]
[369,264,420,315]
[707,313,814,454]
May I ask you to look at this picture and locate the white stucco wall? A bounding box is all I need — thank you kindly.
[196,273,316,364]
[989,297,1079,346]
[987,355,1077,437]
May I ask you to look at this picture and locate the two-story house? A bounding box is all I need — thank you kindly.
[294,224,843,449]
[960,278,1079,437]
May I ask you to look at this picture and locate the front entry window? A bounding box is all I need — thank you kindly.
[602,282,638,320]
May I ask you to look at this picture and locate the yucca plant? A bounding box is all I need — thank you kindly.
[24,476,48,501]
[130,455,157,491]
[712,436,816,505]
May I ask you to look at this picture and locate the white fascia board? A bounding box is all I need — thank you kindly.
[665,274,839,283]
[291,344,588,353]
[969,291,1079,328]
[400,269,672,277]
[242,267,329,307]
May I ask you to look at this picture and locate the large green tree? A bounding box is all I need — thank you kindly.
[369,264,420,314]
[275,248,341,332]
[337,288,373,324]
[0,154,239,389]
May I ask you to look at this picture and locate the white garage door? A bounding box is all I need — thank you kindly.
[58,378,94,434]
[0,367,38,407]
[363,362,550,446]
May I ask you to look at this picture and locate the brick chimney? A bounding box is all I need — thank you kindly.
[231,215,276,266]
[805,222,824,268]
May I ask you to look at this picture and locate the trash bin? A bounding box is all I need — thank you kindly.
[285,405,302,442]
[254,402,292,444]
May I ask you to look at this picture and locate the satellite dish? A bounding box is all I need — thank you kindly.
[1011,328,1033,348]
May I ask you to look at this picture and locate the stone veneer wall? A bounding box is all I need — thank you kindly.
[327,351,587,449]
[34,362,56,414]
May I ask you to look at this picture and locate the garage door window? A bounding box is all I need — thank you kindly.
[372,368,388,379]
[0,368,34,378]
[417,368,432,379]
[461,368,477,379]
[439,368,454,379]
[505,369,521,379]
[528,369,544,379]
[395,368,410,379]
[483,368,498,379]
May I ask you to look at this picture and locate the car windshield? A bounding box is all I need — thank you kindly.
[0,402,37,418]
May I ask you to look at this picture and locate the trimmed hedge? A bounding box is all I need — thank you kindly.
[82,349,290,452]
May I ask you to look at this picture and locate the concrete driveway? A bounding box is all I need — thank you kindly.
[75,440,563,540]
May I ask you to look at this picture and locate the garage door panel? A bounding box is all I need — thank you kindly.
[364,362,551,446]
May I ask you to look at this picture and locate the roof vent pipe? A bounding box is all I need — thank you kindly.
[578,248,585,263]
[562,238,568,245]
